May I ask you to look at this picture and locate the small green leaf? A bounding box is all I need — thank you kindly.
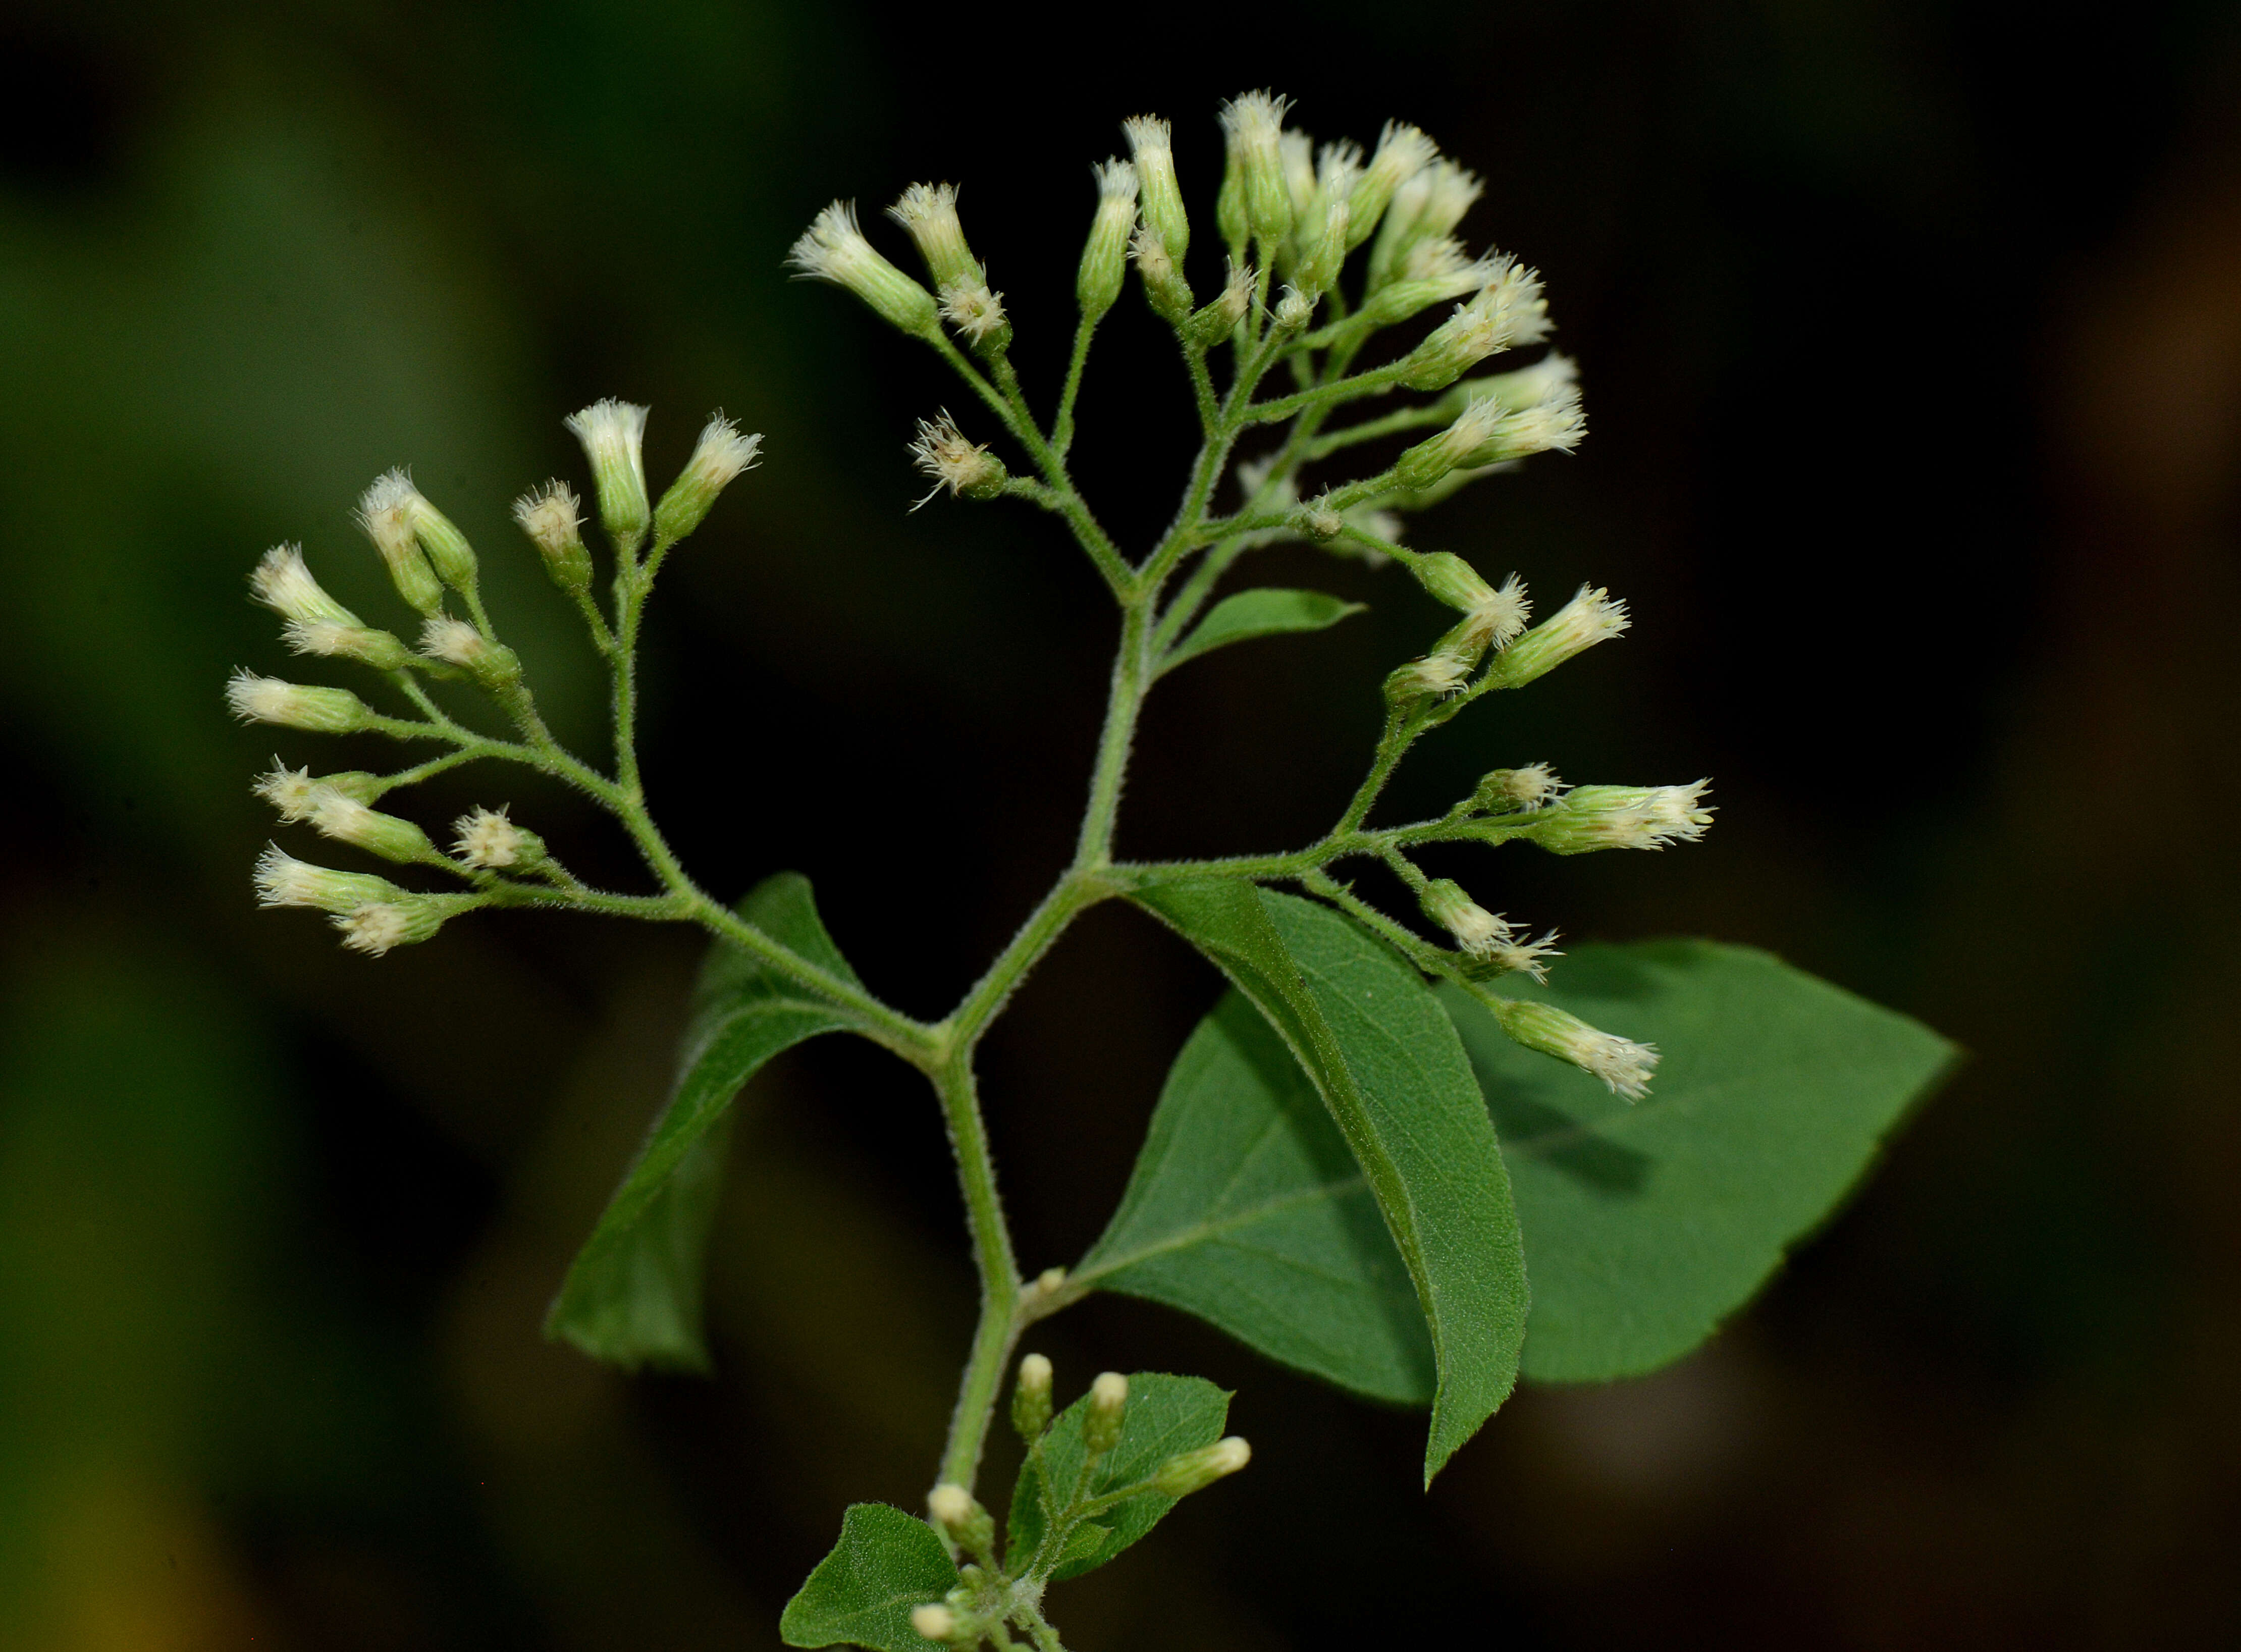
[1442,941,1956,1382]
[546,872,863,1370]
[1054,1523,1109,1570]
[1128,882,1528,1484]
[1007,1372,1230,1581]
[780,1503,958,1651]
[1158,588,1366,675]
[1075,992,1434,1404]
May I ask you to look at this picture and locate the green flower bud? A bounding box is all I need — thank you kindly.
[1125,116,1188,266]
[1078,159,1139,323]
[355,470,445,615]
[1151,1436,1252,1498]
[564,399,652,555]
[512,481,594,595]
[788,200,941,338]
[1084,1371,1128,1458]
[305,784,438,865]
[888,182,984,295]
[1347,121,1437,250]
[1219,90,1293,247]
[1011,1352,1053,1444]
[1485,996,1659,1100]
[253,845,404,913]
[654,413,763,546]
[225,671,370,734]
[1482,584,1629,689]
[1526,782,1714,855]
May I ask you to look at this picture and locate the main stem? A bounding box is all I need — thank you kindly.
[933,1057,1024,1491]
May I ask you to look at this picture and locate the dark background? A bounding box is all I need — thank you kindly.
[4,1,2239,1645]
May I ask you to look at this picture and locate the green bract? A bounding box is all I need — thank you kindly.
[227,89,1950,1652]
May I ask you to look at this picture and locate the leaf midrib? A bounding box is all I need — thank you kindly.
[1076,1174,1371,1289]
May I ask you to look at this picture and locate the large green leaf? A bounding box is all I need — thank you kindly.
[1006,1372,1231,1582]
[1074,992,1434,1404]
[780,1503,957,1651]
[1442,940,1956,1383]
[545,872,862,1370]
[1128,881,1527,1483]
[1157,588,1366,675]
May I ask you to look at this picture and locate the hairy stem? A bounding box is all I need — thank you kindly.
[933,1056,1024,1491]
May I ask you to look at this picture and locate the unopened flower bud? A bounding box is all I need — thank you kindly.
[1131,224,1193,321]
[1453,352,1580,415]
[1453,386,1586,469]
[1216,136,1250,251]
[250,545,360,630]
[789,200,940,337]
[1453,573,1532,653]
[452,806,548,872]
[1413,551,1497,612]
[654,413,763,546]
[1012,1352,1054,1443]
[910,1604,956,1644]
[1279,130,1317,226]
[355,471,445,615]
[1419,879,1510,958]
[1292,145,1357,295]
[293,621,412,670]
[404,491,478,594]
[253,845,403,913]
[512,481,593,594]
[1395,399,1508,492]
[1078,158,1139,322]
[1383,650,1474,708]
[564,399,652,554]
[1471,764,1563,813]
[1483,584,1630,688]
[926,1484,995,1555]
[888,182,984,295]
[1183,258,1255,347]
[1488,996,1659,1100]
[304,785,436,865]
[908,413,1007,508]
[1369,158,1482,289]
[1220,90,1294,246]
[335,896,449,957]
[1152,1436,1252,1498]
[1529,782,1715,854]
[418,616,522,685]
[1085,1371,1128,1457]
[1125,116,1188,266]
[1348,121,1437,250]
[225,671,370,734]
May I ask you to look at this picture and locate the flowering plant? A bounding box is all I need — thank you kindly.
[228,90,1949,1650]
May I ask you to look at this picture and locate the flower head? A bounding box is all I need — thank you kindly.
[908,412,1007,507]
[787,200,939,336]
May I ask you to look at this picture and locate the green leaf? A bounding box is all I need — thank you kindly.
[1074,991,1435,1404]
[546,872,863,1371]
[780,1503,958,1651]
[1158,588,1366,675]
[1007,1372,1230,1581]
[1441,940,1956,1383]
[1127,882,1528,1483]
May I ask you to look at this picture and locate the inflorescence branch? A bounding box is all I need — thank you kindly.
[227,88,1715,1652]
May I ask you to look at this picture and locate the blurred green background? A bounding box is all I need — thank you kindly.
[4,1,2239,1645]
